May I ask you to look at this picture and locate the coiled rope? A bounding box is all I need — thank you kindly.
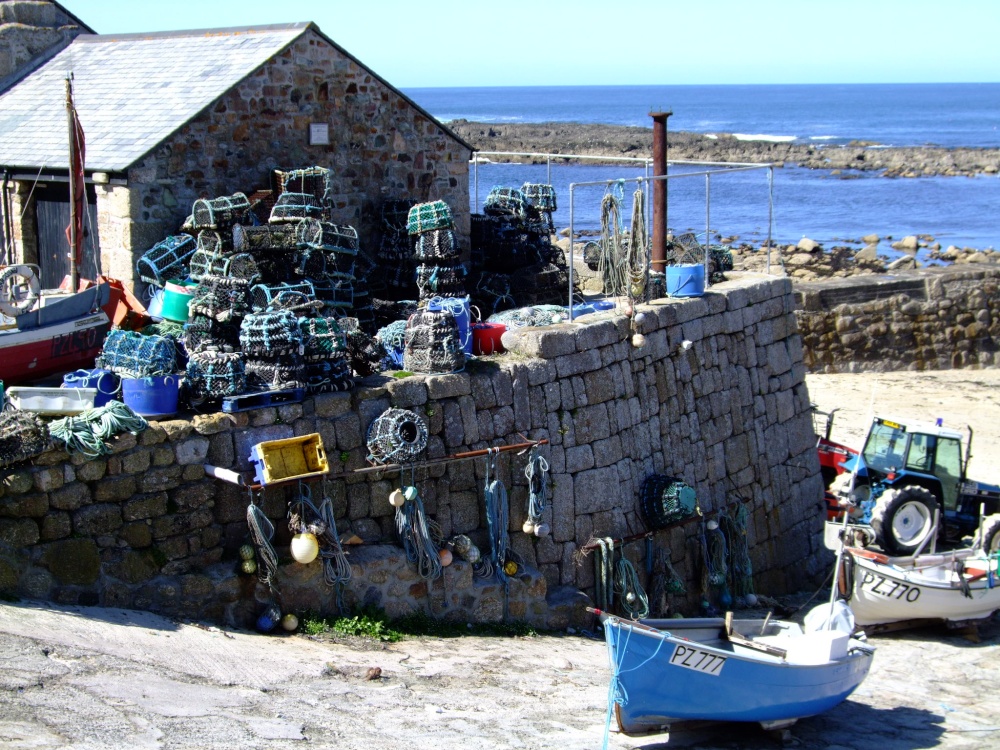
[719,503,756,605]
[614,555,649,620]
[523,445,549,531]
[395,485,442,580]
[594,537,615,612]
[626,187,649,302]
[598,183,627,297]
[49,401,148,459]
[247,500,278,587]
[289,482,352,603]
[483,448,510,582]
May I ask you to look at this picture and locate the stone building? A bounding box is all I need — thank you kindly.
[0,10,471,289]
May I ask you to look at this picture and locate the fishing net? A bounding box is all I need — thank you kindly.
[297,219,359,254]
[312,278,354,310]
[414,228,458,261]
[96,330,176,378]
[0,410,50,468]
[639,475,698,531]
[403,308,465,374]
[250,280,315,313]
[415,263,468,299]
[472,272,515,315]
[240,310,303,356]
[372,298,418,330]
[182,314,240,354]
[484,186,529,222]
[375,319,408,368]
[269,192,325,223]
[188,275,250,323]
[666,232,704,266]
[191,192,250,230]
[185,350,246,399]
[407,200,453,235]
[245,353,305,391]
[488,305,567,329]
[140,319,186,340]
[521,183,558,212]
[136,234,196,287]
[300,315,347,361]
[277,166,331,205]
[342,319,387,377]
[366,408,428,465]
[188,249,259,284]
[233,223,299,253]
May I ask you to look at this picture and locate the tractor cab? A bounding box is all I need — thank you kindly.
[836,417,1000,554]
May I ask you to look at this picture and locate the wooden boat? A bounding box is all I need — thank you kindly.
[842,546,1000,626]
[598,610,874,735]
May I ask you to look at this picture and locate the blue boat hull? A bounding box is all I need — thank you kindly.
[604,616,873,734]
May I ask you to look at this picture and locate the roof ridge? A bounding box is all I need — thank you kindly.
[71,21,313,43]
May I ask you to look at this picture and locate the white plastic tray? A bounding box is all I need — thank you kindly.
[7,386,97,415]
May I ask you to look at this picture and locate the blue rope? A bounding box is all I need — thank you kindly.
[524,446,549,528]
[484,448,509,582]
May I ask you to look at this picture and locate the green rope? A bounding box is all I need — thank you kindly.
[48,401,148,458]
[614,556,650,620]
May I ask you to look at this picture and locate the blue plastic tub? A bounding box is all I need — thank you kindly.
[427,295,472,354]
[121,375,179,419]
[665,264,706,297]
[572,299,615,318]
[62,368,120,407]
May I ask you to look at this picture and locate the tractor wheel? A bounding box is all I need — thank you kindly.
[870,485,938,556]
[974,513,1000,554]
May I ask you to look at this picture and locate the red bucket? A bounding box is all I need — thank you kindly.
[472,322,506,355]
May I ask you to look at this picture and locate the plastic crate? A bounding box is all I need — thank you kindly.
[249,433,328,486]
[7,386,97,415]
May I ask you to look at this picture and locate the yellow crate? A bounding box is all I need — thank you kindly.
[249,433,328,486]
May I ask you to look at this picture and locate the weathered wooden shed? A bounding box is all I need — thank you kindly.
[0,14,472,290]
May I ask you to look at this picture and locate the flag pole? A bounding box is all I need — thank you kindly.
[65,76,78,293]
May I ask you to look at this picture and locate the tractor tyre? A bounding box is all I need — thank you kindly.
[870,485,938,556]
[974,513,1000,554]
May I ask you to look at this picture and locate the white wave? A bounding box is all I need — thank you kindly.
[810,135,839,141]
[733,133,797,143]
[704,133,719,140]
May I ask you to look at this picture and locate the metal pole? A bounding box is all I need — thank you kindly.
[650,111,671,274]
[474,157,479,214]
[65,77,79,293]
[568,184,575,320]
[546,155,551,185]
[705,173,711,277]
[767,166,774,275]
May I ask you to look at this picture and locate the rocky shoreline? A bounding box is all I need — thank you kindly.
[449,120,1000,178]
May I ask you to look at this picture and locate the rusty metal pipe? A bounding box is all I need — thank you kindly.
[650,111,671,273]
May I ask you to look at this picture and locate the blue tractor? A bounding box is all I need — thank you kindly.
[834,417,1000,556]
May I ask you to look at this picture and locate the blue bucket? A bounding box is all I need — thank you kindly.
[121,375,179,419]
[62,368,120,407]
[427,295,472,355]
[665,264,706,298]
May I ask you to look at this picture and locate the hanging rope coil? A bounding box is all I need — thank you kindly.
[288,482,352,597]
[598,184,628,297]
[247,500,278,587]
[395,485,442,580]
[49,401,148,459]
[594,537,615,613]
[483,448,510,582]
[613,556,650,620]
[524,445,549,530]
[719,503,755,604]
[626,187,649,303]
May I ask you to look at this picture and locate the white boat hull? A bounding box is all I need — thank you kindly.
[846,548,1000,626]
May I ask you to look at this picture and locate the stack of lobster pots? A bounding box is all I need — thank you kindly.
[407,200,467,302]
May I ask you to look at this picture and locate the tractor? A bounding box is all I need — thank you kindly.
[832,416,1000,556]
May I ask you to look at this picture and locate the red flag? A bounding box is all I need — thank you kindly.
[66,90,86,267]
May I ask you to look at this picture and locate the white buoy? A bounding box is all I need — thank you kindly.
[631,333,646,348]
[523,519,536,534]
[281,613,299,632]
[290,532,319,564]
[389,488,406,507]
[534,523,550,537]
[706,519,719,531]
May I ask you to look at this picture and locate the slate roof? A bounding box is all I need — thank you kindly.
[0,22,471,173]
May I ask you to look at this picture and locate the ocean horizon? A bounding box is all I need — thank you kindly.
[404,83,1000,252]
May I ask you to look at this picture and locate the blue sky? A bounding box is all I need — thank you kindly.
[60,0,1000,88]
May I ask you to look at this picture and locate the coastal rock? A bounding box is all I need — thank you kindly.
[891,235,920,252]
[862,233,880,244]
[797,237,820,252]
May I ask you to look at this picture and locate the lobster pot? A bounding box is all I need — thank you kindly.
[639,475,697,531]
[188,276,250,323]
[377,229,415,263]
[277,166,331,205]
[402,308,465,375]
[375,319,407,368]
[427,296,472,355]
[372,298,418,331]
[415,229,458,261]
[471,271,514,315]
[365,408,428,464]
[0,409,50,468]
[188,250,259,284]
[299,316,347,361]
[245,353,305,391]
[196,230,233,256]
[245,190,277,225]
[484,186,528,221]
[297,219,359,254]
[136,234,196,287]
[233,223,299,253]
[96,330,177,379]
[293,247,327,279]
[250,249,298,284]
[521,183,557,212]
[191,192,250,230]
[250,280,316,313]
[406,200,453,235]
[381,199,413,231]
[304,356,353,394]
[525,206,555,237]
[312,278,354,310]
[182,314,240,355]
[343,321,388,377]
[269,192,325,223]
[185,350,246,399]
[240,310,303,356]
[415,263,468,300]
[321,249,357,280]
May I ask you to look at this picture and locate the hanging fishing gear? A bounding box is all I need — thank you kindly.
[594,537,615,613]
[718,502,757,607]
[699,516,730,613]
[247,495,278,587]
[523,445,550,537]
[626,186,649,304]
[614,553,650,620]
[393,483,442,581]
[288,480,352,608]
[598,181,628,297]
[648,545,686,617]
[483,447,510,582]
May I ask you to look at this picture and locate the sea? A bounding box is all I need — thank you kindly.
[403,84,1000,253]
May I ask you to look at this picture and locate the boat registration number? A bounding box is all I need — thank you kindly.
[860,571,921,602]
[669,644,726,676]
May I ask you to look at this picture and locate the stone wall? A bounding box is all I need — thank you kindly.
[0,273,824,627]
[795,266,1000,372]
[108,27,470,290]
